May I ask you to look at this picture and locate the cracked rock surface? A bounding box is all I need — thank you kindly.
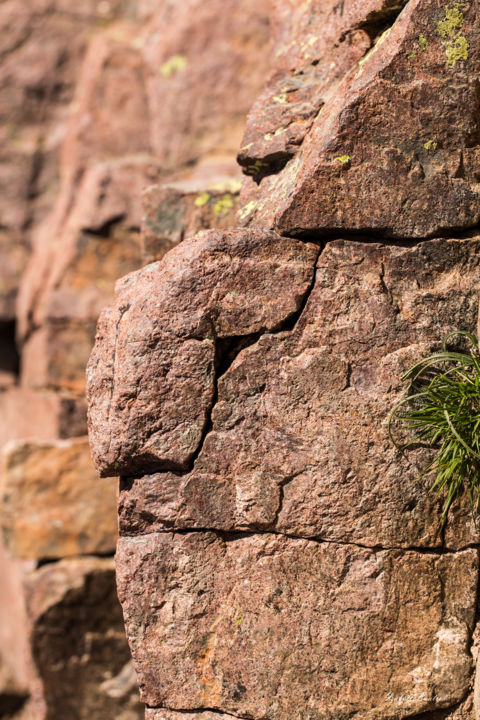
[86,2,480,718]
[87,229,318,477]
[238,0,480,238]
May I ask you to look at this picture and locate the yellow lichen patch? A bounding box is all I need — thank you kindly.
[334,155,351,164]
[444,34,469,67]
[273,92,288,105]
[213,194,234,217]
[160,54,187,78]
[407,51,417,59]
[437,6,464,38]
[237,200,257,220]
[194,192,210,208]
[424,139,438,151]
[209,179,242,194]
[264,127,287,141]
[418,33,428,50]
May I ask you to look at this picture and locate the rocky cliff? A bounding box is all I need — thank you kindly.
[0,0,270,716]
[87,1,480,719]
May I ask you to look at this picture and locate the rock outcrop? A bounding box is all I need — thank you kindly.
[87,1,480,719]
[0,0,271,716]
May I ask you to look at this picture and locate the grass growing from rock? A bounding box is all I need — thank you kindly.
[388,331,480,527]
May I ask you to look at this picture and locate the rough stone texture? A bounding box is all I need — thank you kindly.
[118,532,478,719]
[142,174,242,264]
[0,438,117,560]
[0,0,272,717]
[87,229,318,477]
[238,0,480,238]
[117,237,480,549]
[25,557,143,720]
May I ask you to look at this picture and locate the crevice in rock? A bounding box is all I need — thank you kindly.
[125,525,480,558]
[83,215,128,238]
[147,707,251,720]
[176,248,321,475]
[286,222,480,246]
[0,321,21,378]
[408,698,466,719]
[357,0,409,44]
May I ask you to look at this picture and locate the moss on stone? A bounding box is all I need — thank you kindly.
[418,33,428,50]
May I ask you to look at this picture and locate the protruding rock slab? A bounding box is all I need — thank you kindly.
[118,532,478,719]
[118,238,480,549]
[239,0,480,238]
[87,230,318,477]
[0,438,117,560]
[25,557,142,720]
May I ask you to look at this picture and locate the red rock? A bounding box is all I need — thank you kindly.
[117,237,480,549]
[0,388,86,445]
[142,175,242,265]
[0,438,117,560]
[87,229,318,477]
[25,557,143,719]
[118,532,477,718]
[21,322,96,394]
[239,0,480,238]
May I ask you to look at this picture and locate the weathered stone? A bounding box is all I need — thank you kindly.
[0,438,117,560]
[118,532,478,719]
[0,388,86,446]
[25,557,143,720]
[239,0,480,238]
[0,656,28,717]
[118,237,480,549]
[87,230,318,477]
[142,175,242,264]
[0,231,28,321]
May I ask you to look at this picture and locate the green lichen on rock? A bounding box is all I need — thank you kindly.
[334,155,351,164]
[160,54,188,78]
[194,192,210,208]
[437,6,464,38]
[424,139,438,151]
[213,194,235,217]
[444,34,469,67]
[418,33,428,50]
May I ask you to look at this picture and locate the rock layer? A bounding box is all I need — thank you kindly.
[238,0,480,238]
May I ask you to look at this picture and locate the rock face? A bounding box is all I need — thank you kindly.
[87,230,318,477]
[0,0,272,717]
[90,230,480,718]
[118,533,477,719]
[25,557,143,720]
[86,1,480,714]
[238,0,480,238]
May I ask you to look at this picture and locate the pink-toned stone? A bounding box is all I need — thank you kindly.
[142,175,242,265]
[21,322,96,394]
[239,0,480,238]
[25,557,143,719]
[118,531,478,719]
[0,438,117,560]
[118,237,480,549]
[0,388,86,445]
[87,230,318,477]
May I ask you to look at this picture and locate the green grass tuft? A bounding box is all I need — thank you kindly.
[388,331,480,528]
